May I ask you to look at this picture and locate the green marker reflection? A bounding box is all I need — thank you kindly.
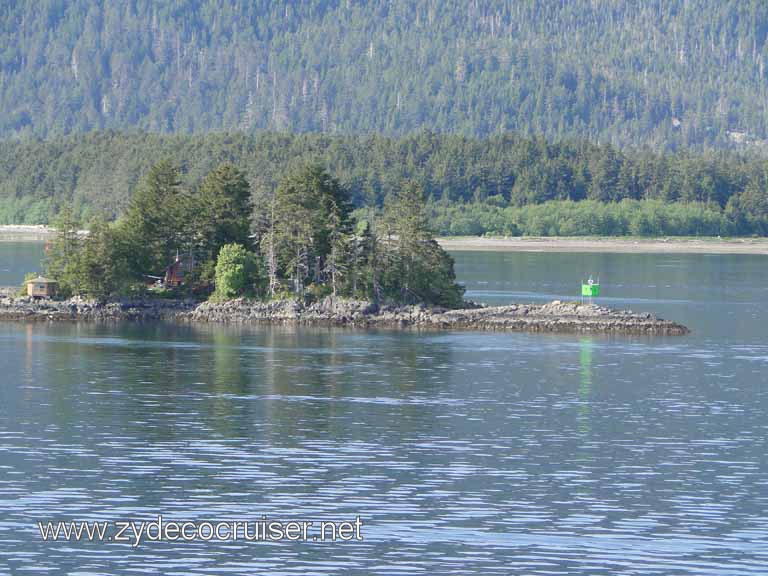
[578,337,593,436]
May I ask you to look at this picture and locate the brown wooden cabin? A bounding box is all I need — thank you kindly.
[164,254,195,288]
[27,277,58,299]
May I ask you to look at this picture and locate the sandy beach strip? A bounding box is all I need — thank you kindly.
[0,225,54,241]
[438,236,768,255]
[2,225,766,254]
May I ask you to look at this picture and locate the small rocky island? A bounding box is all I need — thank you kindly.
[0,296,689,335]
[14,162,688,336]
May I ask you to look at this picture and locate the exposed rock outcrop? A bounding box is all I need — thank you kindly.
[0,296,197,321]
[0,295,689,335]
[187,297,688,335]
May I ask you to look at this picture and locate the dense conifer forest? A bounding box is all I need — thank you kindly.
[3,2,768,236]
[2,1,768,150]
[2,131,767,235]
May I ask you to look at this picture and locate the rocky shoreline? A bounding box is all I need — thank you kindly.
[0,295,689,335]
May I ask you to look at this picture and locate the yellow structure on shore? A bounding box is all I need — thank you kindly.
[26,277,57,299]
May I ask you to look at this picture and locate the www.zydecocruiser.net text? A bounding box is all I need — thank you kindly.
[37,515,364,547]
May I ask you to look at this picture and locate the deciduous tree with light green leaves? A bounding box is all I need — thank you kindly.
[214,243,262,300]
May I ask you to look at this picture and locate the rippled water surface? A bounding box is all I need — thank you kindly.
[1,245,767,575]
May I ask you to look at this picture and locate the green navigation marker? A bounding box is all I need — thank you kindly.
[581,276,600,298]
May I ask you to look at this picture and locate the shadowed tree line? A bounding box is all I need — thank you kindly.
[44,162,465,308]
[2,131,768,235]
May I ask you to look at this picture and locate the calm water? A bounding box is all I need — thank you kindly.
[0,241,42,286]
[1,244,767,575]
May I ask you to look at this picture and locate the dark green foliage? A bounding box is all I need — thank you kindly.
[44,210,133,298]
[194,163,252,262]
[40,162,467,307]
[191,162,253,289]
[2,130,768,236]
[2,1,768,151]
[254,166,464,306]
[271,165,353,293]
[408,242,465,308]
[347,219,378,299]
[44,206,82,298]
[724,174,768,235]
[72,216,133,298]
[427,200,745,237]
[379,182,465,307]
[120,160,190,276]
[44,160,239,299]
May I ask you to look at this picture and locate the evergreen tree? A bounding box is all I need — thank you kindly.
[120,160,189,276]
[272,165,353,294]
[73,216,132,298]
[260,202,282,298]
[194,163,252,262]
[381,181,465,307]
[324,206,352,297]
[4,1,768,150]
[3,130,768,236]
[349,219,377,299]
[44,206,82,297]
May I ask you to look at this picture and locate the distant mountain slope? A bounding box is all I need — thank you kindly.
[2,0,768,149]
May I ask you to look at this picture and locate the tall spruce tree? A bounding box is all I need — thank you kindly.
[72,216,131,299]
[381,181,465,307]
[44,205,82,297]
[194,163,252,262]
[120,161,190,276]
[272,165,353,294]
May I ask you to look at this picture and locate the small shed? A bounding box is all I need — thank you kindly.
[27,277,58,299]
[164,254,195,288]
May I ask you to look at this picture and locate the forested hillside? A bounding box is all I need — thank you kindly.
[2,1,768,149]
[2,131,767,235]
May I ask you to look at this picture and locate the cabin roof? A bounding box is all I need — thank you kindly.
[28,276,57,284]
